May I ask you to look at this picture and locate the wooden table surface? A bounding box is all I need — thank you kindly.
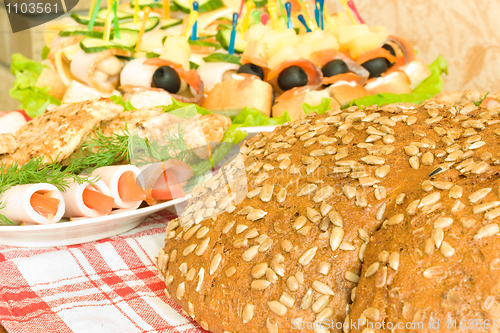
[1,325,7,332]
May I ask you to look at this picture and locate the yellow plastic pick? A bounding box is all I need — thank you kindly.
[267,0,281,30]
[163,0,170,19]
[302,2,316,31]
[182,10,199,40]
[135,6,152,52]
[88,0,97,18]
[134,0,140,24]
[241,1,255,32]
[323,4,335,30]
[338,0,356,24]
[103,0,114,42]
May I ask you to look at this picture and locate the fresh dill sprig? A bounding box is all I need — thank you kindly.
[474,92,490,107]
[66,128,131,174]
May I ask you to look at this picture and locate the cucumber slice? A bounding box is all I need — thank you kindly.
[215,29,247,54]
[80,38,133,53]
[126,0,179,11]
[112,30,139,48]
[203,53,241,65]
[254,0,267,7]
[96,9,134,20]
[173,0,224,13]
[71,13,106,26]
[59,26,104,38]
[120,16,160,32]
[160,18,182,29]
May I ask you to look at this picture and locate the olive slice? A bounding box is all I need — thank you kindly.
[277,65,308,91]
[321,59,349,78]
[361,57,388,79]
[237,63,265,80]
[152,66,181,93]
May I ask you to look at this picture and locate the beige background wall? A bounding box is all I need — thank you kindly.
[1,0,499,111]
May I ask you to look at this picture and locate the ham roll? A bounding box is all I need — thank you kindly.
[61,179,114,218]
[0,184,65,225]
[70,49,132,94]
[90,165,146,210]
[120,57,158,88]
[196,62,239,92]
[138,160,193,204]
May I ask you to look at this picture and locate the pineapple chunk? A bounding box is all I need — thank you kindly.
[267,45,300,70]
[338,24,370,49]
[62,44,81,62]
[349,27,388,60]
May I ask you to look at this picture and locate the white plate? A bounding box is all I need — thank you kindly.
[0,195,190,248]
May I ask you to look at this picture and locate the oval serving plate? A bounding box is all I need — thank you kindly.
[0,195,190,248]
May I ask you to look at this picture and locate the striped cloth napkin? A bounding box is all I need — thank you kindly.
[0,209,206,333]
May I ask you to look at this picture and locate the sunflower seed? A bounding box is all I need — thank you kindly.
[260,185,274,202]
[409,156,420,169]
[475,223,499,239]
[376,203,386,220]
[419,192,441,208]
[375,266,387,288]
[307,207,322,223]
[432,228,444,248]
[387,214,404,226]
[378,251,389,263]
[251,262,268,278]
[251,279,271,290]
[361,156,386,165]
[298,184,318,196]
[307,159,321,175]
[366,134,382,143]
[469,188,492,203]
[434,217,453,229]
[313,186,334,203]
[359,177,380,187]
[183,244,197,256]
[485,208,500,220]
[472,161,490,174]
[375,165,390,178]
[474,201,500,214]
[424,238,435,254]
[330,227,344,251]
[259,238,273,252]
[299,246,318,266]
[312,295,330,313]
[268,301,287,316]
[266,268,278,283]
[440,241,455,258]
[279,293,295,309]
[247,209,267,221]
[184,225,201,241]
[176,282,185,300]
[319,202,332,217]
[195,238,210,256]
[405,146,419,156]
[245,228,259,239]
[241,303,255,324]
[209,254,222,275]
[343,185,356,199]
[301,288,314,309]
[286,276,299,291]
[329,210,343,227]
[345,271,360,283]
[312,280,334,295]
[242,245,260,261]
[423,266,445,278]
[365,262,380,277]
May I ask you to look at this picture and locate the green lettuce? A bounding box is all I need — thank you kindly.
[109,95,137,111]
[229,106,290,131]
[162,98,211,115]
[349,56,448,108]
[9,53,60,117]
[303,98,332,115]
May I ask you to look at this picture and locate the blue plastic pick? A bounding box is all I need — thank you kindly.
[228,12,239,55]
[297,14,311,32]
[285,2,293,29]
[319,0,324,29]
[314,0,320,28]
[191,1,199,41]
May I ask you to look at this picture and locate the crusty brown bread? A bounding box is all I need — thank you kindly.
[157,100,500,333]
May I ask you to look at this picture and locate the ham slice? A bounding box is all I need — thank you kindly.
[70,49,132,94]
[120,57,158,88]
[61,179,112,218]
[310,49,370,86]
[90,165,144,210]
[0,184,65,225]
[196,62,239,91]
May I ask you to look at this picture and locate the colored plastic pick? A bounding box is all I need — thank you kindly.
[228,12,239,55]
[88,0,97,18]
[163,0,170,19]
[112,0,120,38]
[88,0,102,31]
[267,0,280,30]
[103,0,114,42]
[261,13,269,25]
[347,0,364,24]
[251,9,260,24]
[339,0,356,24]
[191,1,199,40]
[134,0,140,24]
[303,2,316,31]
[182,10,199,40]
[284,2,293,29]
[319,0,324,29]
[297,14,311,32]
[135,6,152,51]
[238,0,245,17]
[242,1,255,32]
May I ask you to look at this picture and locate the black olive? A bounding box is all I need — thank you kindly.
[382,43,396,57]
[321,59,349,78]
[237,63,265,80]
[152,66,181,93]
[277,66,308,91]
[361,57,388,79]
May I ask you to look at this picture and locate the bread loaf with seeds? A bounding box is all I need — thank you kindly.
[156,100,500,333]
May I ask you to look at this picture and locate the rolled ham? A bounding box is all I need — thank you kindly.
[266,59,323,95]
[120,57,158,88]
[0,184,65,225]
[61,179,112,218]
[70,49,132,94]
[196,62,239,92]
[138,160,193,204]
[90,165,144,210]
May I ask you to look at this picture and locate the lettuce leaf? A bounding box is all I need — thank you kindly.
[348,56,448,108]
[303,98,332,115]
[9,53,60,117]
[162,98,212,115]
[229,106,290,131]
[109,95,137,111]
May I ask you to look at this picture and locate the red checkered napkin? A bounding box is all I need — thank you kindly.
[0,210,207,333]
